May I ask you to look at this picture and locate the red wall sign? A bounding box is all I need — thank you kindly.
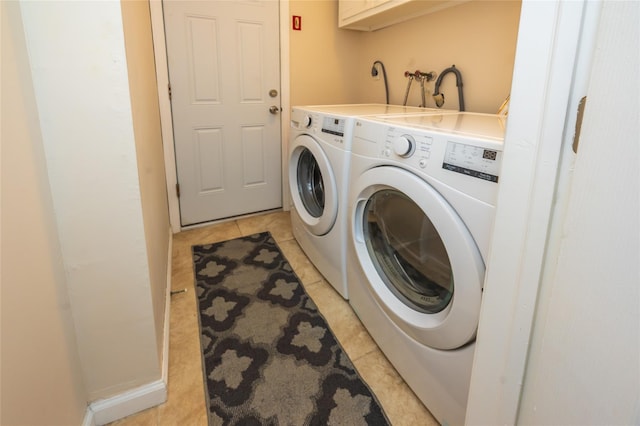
[292,15,302,31]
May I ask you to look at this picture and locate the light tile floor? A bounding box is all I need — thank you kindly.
[108,211,438,426]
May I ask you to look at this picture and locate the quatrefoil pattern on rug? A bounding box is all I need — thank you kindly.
[193,232,389,425]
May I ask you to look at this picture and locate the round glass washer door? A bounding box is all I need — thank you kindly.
[364,189,454,315]
[288,135,338,236]
[351,166,484,350]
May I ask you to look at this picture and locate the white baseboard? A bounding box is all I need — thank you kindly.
[82,408,96,426]
[88,379,167,425]
[85,231,173,425]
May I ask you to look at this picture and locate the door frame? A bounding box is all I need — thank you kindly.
[149,0,291,233]
[466,1,601,424]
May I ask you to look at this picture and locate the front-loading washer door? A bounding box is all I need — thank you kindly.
[351,166,484,350]
[289,134,338,236]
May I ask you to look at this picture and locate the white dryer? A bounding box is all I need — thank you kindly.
[288,104,444,299]
[346,113,505,425]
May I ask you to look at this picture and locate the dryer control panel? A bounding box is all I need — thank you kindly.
[291,109,353,148]
[291,109,346,137]
[321,116,346,137]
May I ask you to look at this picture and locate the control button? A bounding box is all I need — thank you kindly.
[419,159,428,168]
[393,135,415,158]
[383,149,391,157]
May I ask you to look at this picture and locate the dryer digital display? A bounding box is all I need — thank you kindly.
[321,117,346,137]
[442,141,501,182]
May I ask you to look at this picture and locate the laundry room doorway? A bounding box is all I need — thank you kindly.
[163,0,282,226]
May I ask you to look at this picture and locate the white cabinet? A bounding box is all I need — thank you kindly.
[339,0,469,31]
[340,0,391,25]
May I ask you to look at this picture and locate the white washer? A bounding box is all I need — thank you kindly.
[288,104,447,299]
[347,112,505,425]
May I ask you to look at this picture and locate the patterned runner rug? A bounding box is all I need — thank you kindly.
[192,232,389,425]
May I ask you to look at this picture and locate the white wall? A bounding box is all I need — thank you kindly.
[518,2,639,423]
[20,1,163,400]
[0,2,88,424]
[467,1,639,423]
[466,3,596,422]
[289,1,362,105]
[357,1,521,113]
[287,1,520,112]
[121,0,171,363]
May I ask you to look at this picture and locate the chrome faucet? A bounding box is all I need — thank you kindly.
[414,70,436,108]
[404,70,436,107]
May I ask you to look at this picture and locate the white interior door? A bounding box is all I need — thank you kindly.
[163,0,282,226]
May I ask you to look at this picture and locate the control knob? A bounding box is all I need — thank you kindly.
[393,134,415,157]
[302,115,312,128]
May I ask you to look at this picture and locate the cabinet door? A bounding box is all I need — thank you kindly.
[339,0,368,22]
[339,0,464,32]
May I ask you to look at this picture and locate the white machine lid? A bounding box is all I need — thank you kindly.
[297,103,456,116]
[370,112,506,141]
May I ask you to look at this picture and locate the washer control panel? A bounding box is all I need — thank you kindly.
[383,128,434,169]
[392,135,416,157]
[378,126,502,181]
[443,141,500,182]
[353,115,504,210]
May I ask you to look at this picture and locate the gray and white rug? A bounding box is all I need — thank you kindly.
[193,232,389,425]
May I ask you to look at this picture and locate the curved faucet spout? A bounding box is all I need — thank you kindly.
[433,64,465,111]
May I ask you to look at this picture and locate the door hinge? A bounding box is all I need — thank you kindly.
[572,96,587,154]
[176,183,180,198]
[168,83,172,101]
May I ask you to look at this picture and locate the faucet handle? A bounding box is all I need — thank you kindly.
[424,71,437,81]
[416,70,436,81]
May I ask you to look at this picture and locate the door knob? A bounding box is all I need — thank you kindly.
[269,105,281,114]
